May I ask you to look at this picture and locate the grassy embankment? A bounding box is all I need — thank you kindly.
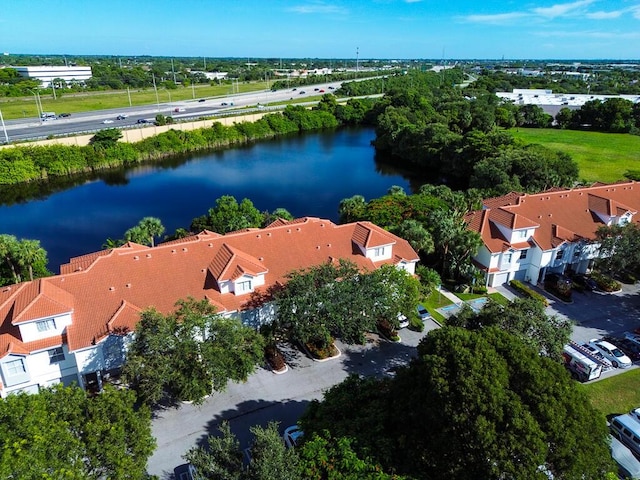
[0,81,272,120]
[510,128,640,184]
[581,369,640,417]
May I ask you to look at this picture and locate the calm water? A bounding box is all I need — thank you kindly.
[0,128,421,271]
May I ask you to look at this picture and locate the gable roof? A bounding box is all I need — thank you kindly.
[467,181,640,253]
[0,218,419,356]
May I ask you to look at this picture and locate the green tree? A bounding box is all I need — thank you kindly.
[595,222,640,276]
[0,234,22,283]
[448,297,573,358]
[89,128,123,147]
[247,422,299,480]
[191,196,264,233]
[393,219,434,255]
[123,297,264,405]
[0,384,154,480]
[185,421,245,480]
[302,328,614,480]
[338,194,367,223]
[123,217,165,247]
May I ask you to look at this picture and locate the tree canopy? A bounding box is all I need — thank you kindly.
[0,384,155,480]
[301,327,614,480]
[123,297,264,405]
[0,233,49,285]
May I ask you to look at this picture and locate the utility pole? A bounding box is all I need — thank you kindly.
[0,109,9,144]
[356,47,359,73]
[171,58,177,84]
[152,73,160,112]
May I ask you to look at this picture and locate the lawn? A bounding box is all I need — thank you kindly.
[0,81,272,120]
[581,368,640,417]
[510,128,640,184]
[422,289,452,324]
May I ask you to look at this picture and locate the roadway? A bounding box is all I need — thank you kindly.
[1,82,345,143]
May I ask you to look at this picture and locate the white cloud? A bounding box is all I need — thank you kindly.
[534,29,640,39]
[585,10,624,19]
[532,0,595,18]
[287,2,348,15]
[461,12,528,24]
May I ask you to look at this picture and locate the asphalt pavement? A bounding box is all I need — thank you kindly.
[147,323,439,479]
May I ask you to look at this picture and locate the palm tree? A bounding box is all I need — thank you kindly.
[17,239,47,282]
[0,234,21,283]
[138,217,165,247]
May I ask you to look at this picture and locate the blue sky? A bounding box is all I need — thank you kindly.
[2,0,639,59]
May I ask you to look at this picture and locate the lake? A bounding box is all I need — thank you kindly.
[0,127,427,271]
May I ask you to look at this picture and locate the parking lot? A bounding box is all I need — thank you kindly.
[147,320,441,479]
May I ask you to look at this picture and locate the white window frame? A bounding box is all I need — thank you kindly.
[237,279,253,293]
[48,347,65,364]
[374,247,385,257]
[518,230,527,239]
[5,358,26,376]
[36,318,56,332]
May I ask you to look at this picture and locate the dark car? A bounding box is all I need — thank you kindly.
[198,98,206,102]
[136,118,148,124]
[544,273,572,298]
[604,337,640,362]
[174,463,196,480]
[58,112,71,118]
[299,91,306,94]
[116,114,128,120]
[572,274,598,292]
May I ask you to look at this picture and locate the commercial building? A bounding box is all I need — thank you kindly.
[0,217,418,397]
[12,65,92,87]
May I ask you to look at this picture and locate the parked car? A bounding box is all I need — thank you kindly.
[544,273,572,298]
[589,339,632,368]
[603,336,640,362]
[417,304,431,321]
[174,463,196,480]
[572,274,598,292]
[283,425,303,449]
[397,313,409,329]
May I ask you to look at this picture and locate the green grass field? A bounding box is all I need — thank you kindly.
[510,128,640,184]
[0,81,271,120]
[581,368,640,417]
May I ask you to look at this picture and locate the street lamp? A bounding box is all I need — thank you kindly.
[0,109,9,144]
[28,89,43,122]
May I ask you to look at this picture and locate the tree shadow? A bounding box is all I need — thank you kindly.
[338,332,420,378]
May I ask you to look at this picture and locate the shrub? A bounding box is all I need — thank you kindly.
[509,280,549,306]
[591,271,622,292]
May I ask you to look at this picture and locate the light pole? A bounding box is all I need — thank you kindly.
[0,109,9,144]
[152,73,160,112]
[29,89,43,121]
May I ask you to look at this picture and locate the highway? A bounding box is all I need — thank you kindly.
[1,82,345,143]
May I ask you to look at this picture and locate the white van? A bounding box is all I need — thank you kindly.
[562,344,602,382]
[611,413,640,458]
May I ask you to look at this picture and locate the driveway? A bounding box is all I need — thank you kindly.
[147,323,439,479]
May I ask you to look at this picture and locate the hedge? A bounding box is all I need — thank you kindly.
[509,279,549,306]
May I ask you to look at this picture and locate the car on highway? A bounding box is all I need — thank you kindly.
[58,113,71,118]
[102,119,114,124]
[283,425,303,449]
[328,86,335,90]
[198,98,206,102]
[319,89,325,93]
[221,102,228,106]
[174,108,186,113]
[116,114,128,120]
[589,339,632,368]
[136,119,149,124]
[299,91,306,95]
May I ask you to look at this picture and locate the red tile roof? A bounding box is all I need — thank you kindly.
[0,218,418,356]
[467,181,640,253]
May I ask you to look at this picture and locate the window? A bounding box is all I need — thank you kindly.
[517,230,527,239]
[520,249,528,260]
[237,280,252,293]
[5,358,26,376]
[48,347,65,364]
[504,253,512,263]
[556,249,564,260]
[374,247,385,257]
[36,318,56,332]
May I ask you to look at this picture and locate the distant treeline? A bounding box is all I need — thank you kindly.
[0,100,375,188]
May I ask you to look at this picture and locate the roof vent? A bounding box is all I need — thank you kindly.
[125,283,131,288]
[320,223,325,227]
[327,243,331,247]
[316,245,321,249]
[171,249,176,253]
[109,286,115,291]
[287,229,291,233]
[182,247,187,252]
[296,227,301,232]
[258,257,264,261]
[267,232,272,237]
[256,234,261,238]
[133,256,139,260]
[146,253,152,258]
[201,268,206,273]
[208,243,213,247]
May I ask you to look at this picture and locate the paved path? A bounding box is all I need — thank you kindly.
[147,325,438,479]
